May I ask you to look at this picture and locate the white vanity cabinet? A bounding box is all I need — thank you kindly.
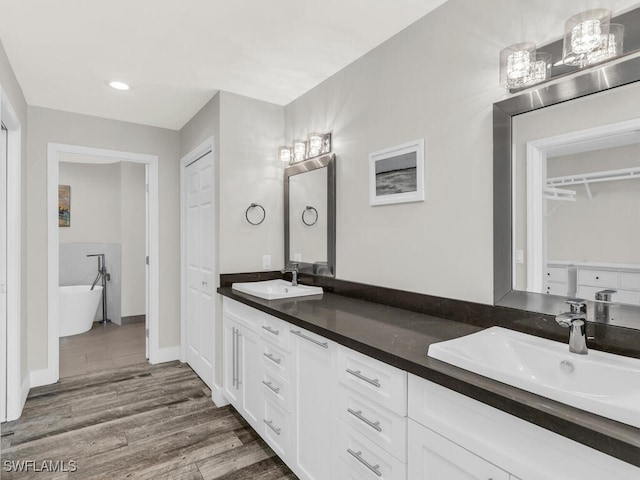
[290,326,337,480]
[223,297,639,480]
[575,263,640,306]
[408,374,640,480]
[545,261,576,296]
[222,314,261,429]
[407,419,510,480]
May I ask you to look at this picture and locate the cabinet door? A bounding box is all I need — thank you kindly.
[408,419,510,480]
[222,317,240,406]
[291,327,337,480]
[238,325,262,429]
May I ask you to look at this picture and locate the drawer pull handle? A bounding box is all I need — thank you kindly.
[291,330,328,348]
[347,408,382,432]
[262,380,281,394]
[346,368,381,388]
[347,449,382,477]
[263,352,282,364]
[264,419,281,435]
[262,325,280,336]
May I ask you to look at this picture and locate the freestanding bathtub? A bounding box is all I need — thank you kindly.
[59,285,103,337]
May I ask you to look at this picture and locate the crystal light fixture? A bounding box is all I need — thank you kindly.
[293,140,307,163]
[586,23,624,64]
[562,9,613,67]
[308,133,324,158]
[500,43,550,90]
[278,146,292,164]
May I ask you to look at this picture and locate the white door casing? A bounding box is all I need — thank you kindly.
[184,148,215,389]
[44,143,160,388]
[0,123,7,421]
[0,86,23,421]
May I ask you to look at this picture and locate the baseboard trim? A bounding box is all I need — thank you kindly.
[211,382,230,407]
[150,345,180,364]
[20,375,30,410]
[29,367,58,388]
[121,314,146,325]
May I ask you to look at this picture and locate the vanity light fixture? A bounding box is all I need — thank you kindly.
[279,132,332,164]
[562,9,618,67]
[108,80,131,91]
[500,43,551,90]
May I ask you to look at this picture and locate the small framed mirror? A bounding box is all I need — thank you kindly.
[284,154,336,276]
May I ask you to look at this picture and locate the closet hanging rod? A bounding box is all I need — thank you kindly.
[547,166,640,187]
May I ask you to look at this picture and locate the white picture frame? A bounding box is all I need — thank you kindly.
[369,139,425,206]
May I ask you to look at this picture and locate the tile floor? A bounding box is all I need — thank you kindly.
[59,321,146,378]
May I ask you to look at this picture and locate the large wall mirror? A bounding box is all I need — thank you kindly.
[284,154,336,276]
[494,53,640,329]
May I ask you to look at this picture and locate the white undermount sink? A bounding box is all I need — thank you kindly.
[232,279,323,300]
[428,326,640,429]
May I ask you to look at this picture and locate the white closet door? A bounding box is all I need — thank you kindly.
[185,151,215,388]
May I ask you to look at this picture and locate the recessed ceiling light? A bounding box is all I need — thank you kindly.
[108,81,131,91]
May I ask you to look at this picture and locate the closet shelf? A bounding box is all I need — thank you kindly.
[547,166,640,187]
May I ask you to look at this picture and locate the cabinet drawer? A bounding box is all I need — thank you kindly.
[338,385,407,462]
[262,398,290,461]
[620,272,640,290]
[545,281,567,296]
[338,420,406,480]
[546,266,567,283]
[338,346,407,415]
[260,341,292,379]
[223,298,261,330]
[615,289,640,306]
[577,269,619,288]
[260,367,290,411]
[259,314,291,351]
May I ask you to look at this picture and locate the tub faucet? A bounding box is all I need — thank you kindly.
[282,263,299,286]
[555,299,588,355]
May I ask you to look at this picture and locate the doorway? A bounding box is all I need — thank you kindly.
[43,144,160,387]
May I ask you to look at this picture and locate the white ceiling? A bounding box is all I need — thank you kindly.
[0,0,448,130]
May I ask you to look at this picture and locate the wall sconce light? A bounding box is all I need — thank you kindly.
[562,9,622,67]
[500,43,551,90]
[279,132,332,164]
[278,146,292,164]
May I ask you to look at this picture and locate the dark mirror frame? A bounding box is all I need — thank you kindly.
[284,153,336,277]
[493,54,640,329]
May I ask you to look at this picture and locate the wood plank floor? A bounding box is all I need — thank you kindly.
[1,362,297,480]
[59,322,146,378]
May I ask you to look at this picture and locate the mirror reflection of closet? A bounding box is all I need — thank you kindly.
[512,83,640,307]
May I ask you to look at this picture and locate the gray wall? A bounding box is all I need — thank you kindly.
[27,106,180,371]
[0,39,29,390]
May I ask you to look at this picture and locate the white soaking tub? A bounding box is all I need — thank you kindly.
[59,285,103,337]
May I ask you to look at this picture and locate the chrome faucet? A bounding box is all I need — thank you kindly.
[282,263,299,286]
[555,300,588,355]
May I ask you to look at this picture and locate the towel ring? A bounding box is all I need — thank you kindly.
[302,206,318,226]
[245,203,266,225]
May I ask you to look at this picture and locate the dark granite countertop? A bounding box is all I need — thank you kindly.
[217,286,640,468]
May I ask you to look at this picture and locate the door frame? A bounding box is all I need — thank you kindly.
[42,143,160,387]
[0,86,24,421]
[179,136,225,404]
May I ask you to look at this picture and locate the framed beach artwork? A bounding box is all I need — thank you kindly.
[369,139,425,206]
[59,185,71,227]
